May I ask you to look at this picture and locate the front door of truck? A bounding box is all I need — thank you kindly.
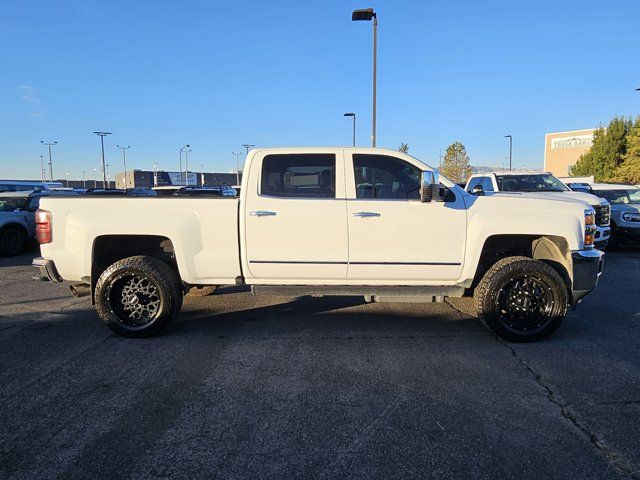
[345,153,466,282]
[244,151,348,280]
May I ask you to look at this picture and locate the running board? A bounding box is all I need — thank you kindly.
[251,285,464,299]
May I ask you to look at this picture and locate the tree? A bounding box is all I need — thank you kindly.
[398,143,409,153]
[570,116,631,181]
[440,142,473,183]
[612,117,640,184]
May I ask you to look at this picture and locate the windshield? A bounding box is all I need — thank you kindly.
[594,189,640,205]
[495,174,569,192]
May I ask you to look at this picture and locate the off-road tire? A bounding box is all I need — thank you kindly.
[0,227,27,257]
[95,255,183,338]
[474,256,568,342]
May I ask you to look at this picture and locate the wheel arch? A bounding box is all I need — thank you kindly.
[469,234,572,293]
[91,235,181,302]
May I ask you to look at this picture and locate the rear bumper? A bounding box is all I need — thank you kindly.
[571,249,604,307]
[32,257,62,283]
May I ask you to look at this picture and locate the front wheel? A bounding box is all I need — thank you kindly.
[95,256,183,337]
[474,256,568,342]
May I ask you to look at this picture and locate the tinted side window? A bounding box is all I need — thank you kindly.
[481,177,494,192]
[353,154,421,200]
[466,177,481,192]
[261,154,335,198]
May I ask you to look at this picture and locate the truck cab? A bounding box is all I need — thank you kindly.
[465,171,611,248]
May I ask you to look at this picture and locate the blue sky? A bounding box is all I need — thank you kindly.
[1,0,639,180]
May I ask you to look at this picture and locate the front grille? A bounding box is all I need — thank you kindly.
[595,204,610,227]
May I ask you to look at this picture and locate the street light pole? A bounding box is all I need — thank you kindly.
[83,171,86,189]
[201,164,205,186]
[116,145,131,190]
[505,135,513,171]
[40,140,57,182]
[232,152,242,186]
[352,8,377,147]
[39,155,45,182]
[184,148,192,186]
[93,168,97,188]
[66,172,69,188]
[344,113,356,146]
[179,145,190,186]
[93,132,112,188]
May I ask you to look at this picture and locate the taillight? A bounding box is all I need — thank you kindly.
[35,209,52,244]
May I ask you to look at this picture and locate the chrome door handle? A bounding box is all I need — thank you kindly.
[249,210,277,217]
[352,211,380,218]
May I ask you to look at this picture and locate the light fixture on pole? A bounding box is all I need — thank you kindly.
[232,152,242,186]
[344,113,356,146]
[40,140,57,182]
[179,144,190,186]
[93,132,112,188]
[504,135,513,171]
[352,8,377,148]
[116,145,131,190]
[242,144,255,156]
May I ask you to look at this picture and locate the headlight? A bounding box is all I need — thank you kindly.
[584,210,596,248]
[622,212,640,222]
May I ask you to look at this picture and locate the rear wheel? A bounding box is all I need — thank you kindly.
[0,227,26,257]
[474,256,568,342]
[95,255,183,337]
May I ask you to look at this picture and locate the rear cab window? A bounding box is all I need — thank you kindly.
[260,154,336,198]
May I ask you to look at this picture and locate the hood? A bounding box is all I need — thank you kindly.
[614,204,640,214]
[488,190,606,207]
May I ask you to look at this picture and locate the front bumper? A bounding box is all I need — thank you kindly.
[571,249,604,307]
[32,257,62,283]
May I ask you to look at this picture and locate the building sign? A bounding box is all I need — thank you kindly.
[550,134,593,149]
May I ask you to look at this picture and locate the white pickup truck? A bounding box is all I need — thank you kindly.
[33,148,604,342]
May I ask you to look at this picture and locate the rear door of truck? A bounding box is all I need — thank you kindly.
[242,150,348,280]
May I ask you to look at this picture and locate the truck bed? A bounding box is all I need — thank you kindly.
[39,196,241,284]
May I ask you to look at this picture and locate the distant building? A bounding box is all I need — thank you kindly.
[544,128,596,177]
[115,170,241,189]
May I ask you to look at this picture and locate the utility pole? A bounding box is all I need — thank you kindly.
[232,152,242,186]
[40,140,57,182]
[116,145,131,190]
[93,132,112,188]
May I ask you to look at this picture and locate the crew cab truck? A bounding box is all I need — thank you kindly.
[33,148,604,342]
[465,171,611,249]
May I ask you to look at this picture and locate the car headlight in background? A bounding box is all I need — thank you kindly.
[584,210,596,248]
[622,212,640,222]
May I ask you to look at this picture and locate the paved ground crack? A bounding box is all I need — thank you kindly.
[498,338,640,479]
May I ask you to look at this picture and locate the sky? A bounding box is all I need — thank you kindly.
[1,0,639,180]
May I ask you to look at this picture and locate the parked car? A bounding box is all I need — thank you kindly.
[465,171,611,249]
[84,188,157,196]
[0,180,63,192]
[0,191,32,256]
[34,147,603,342]
[173,186,237,197]
[589,183,640,248]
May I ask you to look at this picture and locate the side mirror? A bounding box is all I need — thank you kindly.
[420,171,439,203]
[471,184,485,196]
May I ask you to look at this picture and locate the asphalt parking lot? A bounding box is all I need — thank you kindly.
[1,251,639,480]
